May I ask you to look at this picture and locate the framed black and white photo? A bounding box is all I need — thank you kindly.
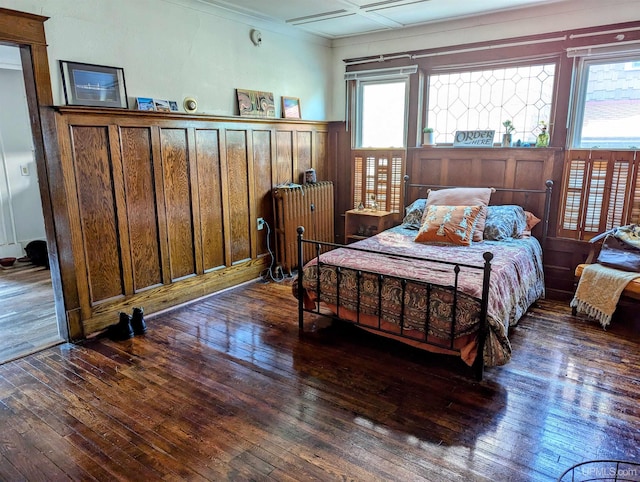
[60,60,128,108]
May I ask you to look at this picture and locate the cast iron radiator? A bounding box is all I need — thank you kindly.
[273,181,334,275]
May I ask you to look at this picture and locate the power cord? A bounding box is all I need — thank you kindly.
[260,219,286,283]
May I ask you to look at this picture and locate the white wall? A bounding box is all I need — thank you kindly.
[329,0,640,120]
[0,62,46,257]
[2,0,639,122]
[0,0,333,120]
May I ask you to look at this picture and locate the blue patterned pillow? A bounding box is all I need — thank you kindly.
[401,198,427,230]
[483,205,527,241]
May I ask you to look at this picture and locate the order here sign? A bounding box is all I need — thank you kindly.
[453,130,495,147]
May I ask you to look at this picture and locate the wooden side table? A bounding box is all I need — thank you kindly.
[344,209,395,244]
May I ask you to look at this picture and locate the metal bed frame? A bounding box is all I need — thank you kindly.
[296,178,553,381]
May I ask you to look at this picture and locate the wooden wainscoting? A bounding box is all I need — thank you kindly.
[406,147,563,234]
[54,107,328,338]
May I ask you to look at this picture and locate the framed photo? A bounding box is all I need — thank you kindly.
[136,97,155,111]
[282,96,301,119]
[169,100,179,112]
[236,88,275,118]
[154,99,171,112]
[60,60,128,108]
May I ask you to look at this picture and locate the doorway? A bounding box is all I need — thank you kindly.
[0,44,62,363]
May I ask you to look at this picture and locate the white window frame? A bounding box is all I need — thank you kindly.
[346,66,417,149]
[568,45,640,149]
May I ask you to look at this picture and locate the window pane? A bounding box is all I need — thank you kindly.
[575,59,640,149]
[427,64,555,145]
[360,81,406,148]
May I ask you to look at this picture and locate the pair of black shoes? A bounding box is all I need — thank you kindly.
[107,307,147,341]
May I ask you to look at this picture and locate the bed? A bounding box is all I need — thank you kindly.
[294,178,553,380]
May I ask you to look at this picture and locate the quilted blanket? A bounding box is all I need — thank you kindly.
[299,226,545,367]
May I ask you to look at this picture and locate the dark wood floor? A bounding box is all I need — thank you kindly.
[0,278,638,481]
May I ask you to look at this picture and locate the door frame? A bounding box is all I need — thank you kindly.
[0,7,81,341]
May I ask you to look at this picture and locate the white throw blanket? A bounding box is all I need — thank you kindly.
[571,263,640,328]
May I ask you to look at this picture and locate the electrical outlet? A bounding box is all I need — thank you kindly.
[257,217,265,230]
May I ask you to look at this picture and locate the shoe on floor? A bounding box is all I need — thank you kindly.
[131,307,147,335]
[107,312,134,341]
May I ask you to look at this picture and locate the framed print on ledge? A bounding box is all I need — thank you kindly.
[60,60,128,108]
[236,88,275,118]
[282,96,301,119]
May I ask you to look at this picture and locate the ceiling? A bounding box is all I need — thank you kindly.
[198,0,565,39]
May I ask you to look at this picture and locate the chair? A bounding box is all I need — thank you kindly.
[572,232,640,316]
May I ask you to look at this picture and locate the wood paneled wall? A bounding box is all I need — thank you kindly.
[406,146,583,299]
[406,146,563,233]
[55,108,328,338]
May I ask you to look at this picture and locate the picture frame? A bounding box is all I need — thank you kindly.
[169,100,179,112]
[236,88,275,118]
[153,99,171,112]
[136,97,155,111]
[60,60,128,108]
[282,96,301,119]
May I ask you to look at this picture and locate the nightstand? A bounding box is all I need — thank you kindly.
[344,209,395,244]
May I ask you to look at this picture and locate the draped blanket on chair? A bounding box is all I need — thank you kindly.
[570,264,640,328]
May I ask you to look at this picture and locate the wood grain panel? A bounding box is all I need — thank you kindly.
[226,130,251,264]
[0,8,48,46]
[70,126,123,303]
[275,130,293,185]
[252,130,272,256]
[195,129,225,271]
[296,131,312,175]
[315,131,328,182]
[160,128,195,280]
[53,108,330,336]
[120,127,162,291]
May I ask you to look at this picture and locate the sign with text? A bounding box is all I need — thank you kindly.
[453,130,495,147]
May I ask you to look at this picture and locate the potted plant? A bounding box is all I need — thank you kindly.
[422,127,435,146]
[502,120,515,147]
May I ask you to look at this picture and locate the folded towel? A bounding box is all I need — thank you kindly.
[570,263,640,328]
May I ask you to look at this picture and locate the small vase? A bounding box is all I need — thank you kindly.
[536,132,549,147]
[502,134,512,147]
[423,132,435,146]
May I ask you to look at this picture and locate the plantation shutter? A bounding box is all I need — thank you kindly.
[559,150,639,240]
[351,150,405,213]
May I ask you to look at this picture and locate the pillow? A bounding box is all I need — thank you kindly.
[525,211,541,231]
[415,205,484,246]
[426,187,493,242]
[483,205,527,241]
[402,199,427,229]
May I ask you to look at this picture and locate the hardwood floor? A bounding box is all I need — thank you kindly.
[0,279,638,481]
[0,261,61,364]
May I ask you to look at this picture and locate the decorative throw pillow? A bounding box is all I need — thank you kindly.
[483,205,527,241]
[525,211,541,231]
[402,198,427,229]
[426,187,493,242]
[415,205,484,246]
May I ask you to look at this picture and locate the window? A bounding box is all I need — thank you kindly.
[558,150,640,240]
[357,80,407,148]
[427,63,556,145]
[346,66,416,148]
[570,56,640,149]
